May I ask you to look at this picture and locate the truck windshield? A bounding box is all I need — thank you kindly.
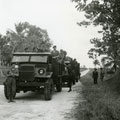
[30,56,48,63]
[12,56,29,62]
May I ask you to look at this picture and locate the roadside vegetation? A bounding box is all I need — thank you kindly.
[0,66,7,85]
[74,70,120,120]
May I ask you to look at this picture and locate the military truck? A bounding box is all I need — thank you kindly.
[4,52,63,100]
[62,60,80,86]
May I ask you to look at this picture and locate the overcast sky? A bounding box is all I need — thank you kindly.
[0,0,102,67]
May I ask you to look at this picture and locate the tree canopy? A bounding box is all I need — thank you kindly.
[0,22,52,65]
[7,22,52,52]
[72,0,120,68]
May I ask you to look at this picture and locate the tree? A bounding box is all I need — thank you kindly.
[88,48,100,68]
[72,0,120,68]
[1,44,12,66]
[0,34,10,65]
[6,22,52,52]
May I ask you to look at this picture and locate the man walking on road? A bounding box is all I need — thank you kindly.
[92,68,98,84]
[67,61,74,92]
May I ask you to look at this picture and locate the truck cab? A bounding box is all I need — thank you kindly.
[4,52,54,100]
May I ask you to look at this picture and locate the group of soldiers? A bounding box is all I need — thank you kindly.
[51,45,67,63]
[51,45,80,92]
[92,68,105,84]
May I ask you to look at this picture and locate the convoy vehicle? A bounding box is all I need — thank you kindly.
[4,52,63,100]
[62,60,80,86]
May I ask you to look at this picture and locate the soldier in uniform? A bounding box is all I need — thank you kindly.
[6,64,16,102]
[92,68,98,84]
[67,61,74,92]
[70,59,76,85]
[6,76,16,102]
[51,45,59,58]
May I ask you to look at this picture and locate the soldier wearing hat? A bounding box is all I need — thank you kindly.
[6,64,17,103]
[51,45,59,58]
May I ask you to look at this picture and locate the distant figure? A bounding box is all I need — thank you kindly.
[70,59,76,85]
[92,68,98,84]
[51,45,59,58]
[24,47,29,52]
[67,62,74,92]
[100,68,105,82]
[32,47,38,52]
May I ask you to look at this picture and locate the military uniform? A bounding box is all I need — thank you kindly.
[6,76,16,102]
[70,60,76,84]
[92,69,98,84]
[67,63,74,92]
[6,64,17,102]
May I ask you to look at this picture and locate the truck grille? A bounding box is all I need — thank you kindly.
[19,65,35,81]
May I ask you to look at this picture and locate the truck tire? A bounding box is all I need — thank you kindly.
[44,79,53,100]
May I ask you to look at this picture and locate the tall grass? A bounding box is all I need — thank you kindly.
[74,70,120,120]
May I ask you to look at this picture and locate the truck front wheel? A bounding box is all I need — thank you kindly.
[44,79,53,100]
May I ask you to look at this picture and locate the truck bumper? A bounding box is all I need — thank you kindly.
[17,82,45,87]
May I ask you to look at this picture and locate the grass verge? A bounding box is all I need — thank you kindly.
[74,70,120,120]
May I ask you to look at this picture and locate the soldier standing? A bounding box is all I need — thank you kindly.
[6,64,16,103]
[67,62,74,92]
[92,68,98,84]
[70,59,76,85]
[6,76,16,102]
[51,45,59,58]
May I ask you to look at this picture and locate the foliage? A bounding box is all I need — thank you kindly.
[6,22,52,52]
[93,59,100,67]
[1,45,12,61]
[0,35,8,50]
[72,0,120,68]
[0,34,10,62]
[88,45,100,67]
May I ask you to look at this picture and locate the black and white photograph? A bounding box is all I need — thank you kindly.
[0,0,120,120]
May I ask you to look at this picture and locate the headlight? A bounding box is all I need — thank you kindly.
[38,69,45,75]
[15,65,19,69]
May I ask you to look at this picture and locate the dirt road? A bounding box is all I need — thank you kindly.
[0,70,88,120]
